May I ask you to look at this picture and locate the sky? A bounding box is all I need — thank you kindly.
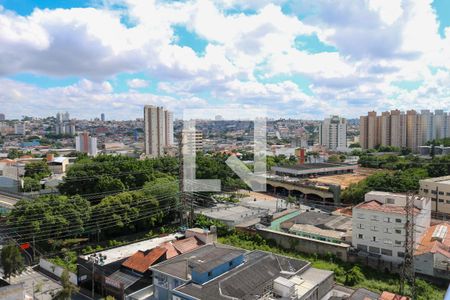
[1,0,450,120]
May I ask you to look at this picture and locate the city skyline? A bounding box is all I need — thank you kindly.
[0,0,450,120]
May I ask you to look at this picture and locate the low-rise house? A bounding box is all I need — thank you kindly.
[352,191,431,265]
[414,222,450,281]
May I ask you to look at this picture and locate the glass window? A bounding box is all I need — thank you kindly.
[398,252,405,258]
[358,234,364,239]
[384,239,392,245]
[357,244,367,251]
[381,249,393,256]
[439,191,444,195]
[395,229,401,234]
[395,218,402,223]
[369,246,380,254]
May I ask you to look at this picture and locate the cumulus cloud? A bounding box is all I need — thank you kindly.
[127,78,149,88]
[0,0,450,118]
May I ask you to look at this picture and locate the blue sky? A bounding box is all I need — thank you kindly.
[1,0,450,120]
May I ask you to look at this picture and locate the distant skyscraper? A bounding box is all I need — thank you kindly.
[101,113,105,122]
[143,105,174,157]
[75,132,98,156]
[319,115,347,150]
[0,113,5,121]
[62,112,70,122]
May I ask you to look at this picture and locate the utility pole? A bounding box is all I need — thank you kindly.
[400,192,416,299]
[178,133,187,227]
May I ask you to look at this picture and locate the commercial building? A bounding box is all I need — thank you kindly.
[143,105,173,157]
[352,191,431,264]
[420,176,450,216]
[360,109,450,152]
[75,132,98,156]
[272,163,357,178]
[151,244,335,300]
[414,222,450,281]
[319,115,347,150]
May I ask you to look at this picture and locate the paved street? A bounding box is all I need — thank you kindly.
[7,266,62,300]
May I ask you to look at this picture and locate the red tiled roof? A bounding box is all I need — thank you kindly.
[415,222,450,258]
[161,242,179,259]
[172,236,203,254]
[380,291,410,300]
[355,200,420,215]
[122,247,167,273]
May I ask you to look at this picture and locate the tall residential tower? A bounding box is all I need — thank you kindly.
[143,105,174,157]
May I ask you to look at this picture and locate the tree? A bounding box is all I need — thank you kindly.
[0,242,24,282]
[52,268,78,300]
[24,161,51,180]
[344,266,364,286]
[22,177,41,192]
[328,155,341,163]
[8,195,91,245]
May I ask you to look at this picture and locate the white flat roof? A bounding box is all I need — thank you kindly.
[80,233,182,265]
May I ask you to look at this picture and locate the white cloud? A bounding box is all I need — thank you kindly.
[127,78,149,88]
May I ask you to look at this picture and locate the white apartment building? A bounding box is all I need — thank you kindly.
[14,122,26,135]
[75,132,98,156]
[420,176,450,216]
[143,105,173,157]
[352,191,431,264]
[319,115,347,150]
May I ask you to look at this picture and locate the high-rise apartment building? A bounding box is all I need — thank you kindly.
[360,109,450,152]
[319,115,347,150]
[406,110,420,152]
[143,105,174,157]
[101,113,105,122]
[75,132,98,156]
[0,113,5,121]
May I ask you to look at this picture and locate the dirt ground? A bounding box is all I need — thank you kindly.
[308,167,378,189]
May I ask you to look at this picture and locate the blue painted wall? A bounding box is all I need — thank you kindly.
[191,254,244,284]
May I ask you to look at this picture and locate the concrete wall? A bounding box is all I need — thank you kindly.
[257,228,349,262]
[39,258,77,285]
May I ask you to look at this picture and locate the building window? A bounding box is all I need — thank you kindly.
[372,236,377,242]
[446,192,450,196]
[381,249,393,256]
[229,261,233,267]
[439,191,444,195]
[208,271,212,277]
[358,224,365,229]
[395,229,401,234]
[398,252,405,258]
[439,199,444,203]
[358,234,364,239]
[369,246,380,254]
[384,228,392,234]
[384,217,391,223]
[395,240,402,246]
[431,190,437,194]
[423,189,429,193]
[371,226,378,232]
[395,218,402,223]
[357,244,367,251]
[431,198,437,202]
[371,216,379,221]
[357,213,365,219]
[447,200,450,204]
[384,239,392,245]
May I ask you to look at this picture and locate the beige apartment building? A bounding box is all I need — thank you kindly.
[419,176,450,215]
